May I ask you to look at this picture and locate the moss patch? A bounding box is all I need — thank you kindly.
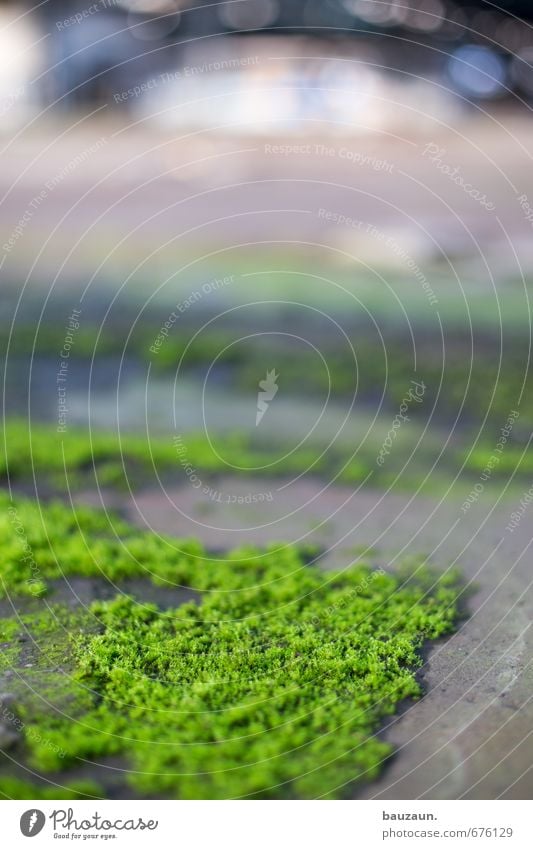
[0,491,204,599]
[0,778,103,801]
[0,494,461,799]
[3,418,521,499]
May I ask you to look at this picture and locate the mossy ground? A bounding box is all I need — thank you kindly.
[0,492,461,799]
[2,418,529,502]
[0,419,404,492]
[4,311,532,437]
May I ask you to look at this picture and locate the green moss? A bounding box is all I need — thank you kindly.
[0,778,103,800]
[0,418,465,498]
[4,319,531,427]
[463,444,533,477]
[0,491,206,598]
[0,494,461,799]
[1,419,375,491]
[4,416,530,510]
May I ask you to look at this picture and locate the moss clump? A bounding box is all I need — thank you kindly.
[1,420,375,491]
[4,320,530,427]
[463,444,532,477]
[4,417,531,503]
[0,494,461,799]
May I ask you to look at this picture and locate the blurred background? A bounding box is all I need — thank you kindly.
[1,0,533,800]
